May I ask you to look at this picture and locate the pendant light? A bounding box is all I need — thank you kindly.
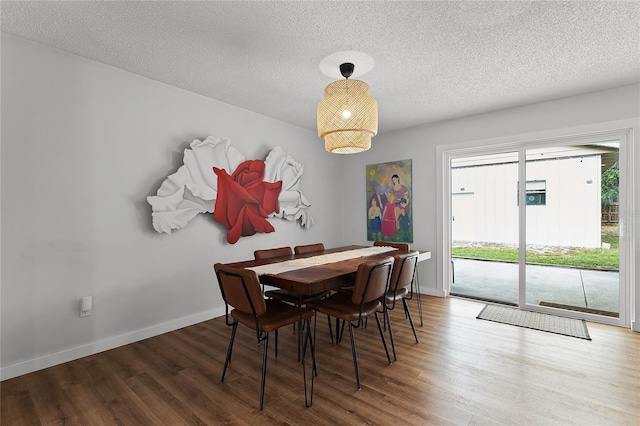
[317,63,378,154]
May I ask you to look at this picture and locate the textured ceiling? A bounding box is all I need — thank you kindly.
[2,1,639,134]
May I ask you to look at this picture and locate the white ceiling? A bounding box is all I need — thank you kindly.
[2,1,639,134]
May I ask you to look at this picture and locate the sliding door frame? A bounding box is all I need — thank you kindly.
[437,126,635,328]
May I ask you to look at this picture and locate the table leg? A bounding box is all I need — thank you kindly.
[297,295,302,362]
[414,268,423,326]
[312,295,318,376]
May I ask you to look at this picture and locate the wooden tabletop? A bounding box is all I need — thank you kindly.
[225,245,424,295]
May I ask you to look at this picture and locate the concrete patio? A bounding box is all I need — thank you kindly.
[450,258,619,315]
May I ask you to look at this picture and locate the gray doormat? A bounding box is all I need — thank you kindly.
[477,304,591,340]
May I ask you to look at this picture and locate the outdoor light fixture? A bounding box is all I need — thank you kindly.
[317,62,378,154]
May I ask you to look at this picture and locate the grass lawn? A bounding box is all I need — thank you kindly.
[452,243,619,271]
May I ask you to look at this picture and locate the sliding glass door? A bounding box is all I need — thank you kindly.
[450,151,519,305]
[523,142,620,318]
[445,131,629,326]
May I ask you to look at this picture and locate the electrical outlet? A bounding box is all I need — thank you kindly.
[80,296,92,317]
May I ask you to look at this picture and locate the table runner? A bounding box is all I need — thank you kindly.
[247,246,395,276]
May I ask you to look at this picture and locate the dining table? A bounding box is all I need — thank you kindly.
[225,245,432,323]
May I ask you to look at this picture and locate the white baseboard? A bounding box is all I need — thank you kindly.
[420,288,446,297]
[632,320,639,332]
[1,307,225,381]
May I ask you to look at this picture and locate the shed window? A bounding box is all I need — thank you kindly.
[518,180,546,205]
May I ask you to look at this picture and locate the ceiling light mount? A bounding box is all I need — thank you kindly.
[339,63,354,79]
[319,51,374,79]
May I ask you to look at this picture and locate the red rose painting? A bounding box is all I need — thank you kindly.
[148,138,314,238]
[213,160,282,244]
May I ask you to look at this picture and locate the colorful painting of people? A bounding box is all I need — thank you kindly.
[365,160,412,243]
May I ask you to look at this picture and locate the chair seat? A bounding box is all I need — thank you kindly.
[385,287,409,305]
[315,292,381,322]
[232,299,314,333]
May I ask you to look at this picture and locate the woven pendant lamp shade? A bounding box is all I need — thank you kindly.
[317,79,378,154]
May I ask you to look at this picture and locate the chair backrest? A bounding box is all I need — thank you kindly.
[214,263,266,316]
[351,256,394,305]
[294,243,325,255]
[254,246,293,260]
[389,251,419,294]
[373,241,410,251]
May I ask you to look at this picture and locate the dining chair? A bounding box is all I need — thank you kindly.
[373,240,423,326]
[294,243,325,254]
[334,241,404,300]
[214,263,315,410]
[384,251,420,361]
[254,246,293,260]
[260,244,326,361]
[315,256,394,390]
[373,240,410,251]
[264,244,325,304]
[254,246,293,295]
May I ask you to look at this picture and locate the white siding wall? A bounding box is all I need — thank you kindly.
[526,155,601,248]
[452,162,518,244]
[452,155,601,247]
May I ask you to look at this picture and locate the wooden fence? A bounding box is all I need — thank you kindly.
[601,204,619,223]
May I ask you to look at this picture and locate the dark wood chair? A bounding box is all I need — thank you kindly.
[260,244,326,361]
[254,246,293,294]
[254,246,293,260]
[373,240,410,251]
[335,241,405,298]
[374,241,424,325]
[294,243,325,255]
[315,256,394,390]
[264,243,326,304]
[384,251,420,361]
[214,263,315,410]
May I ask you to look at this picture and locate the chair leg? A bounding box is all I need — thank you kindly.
[297,317,302,361]
[333,317,343,343]
[348,322,361,390]
[374,312,392,365]
[385,308,397,362]
[403,298,419,343]
[327,315,334,344]
[275,329,278,358]
[297,295,303,362]
[221,321,238,382]
[259,333,269,410]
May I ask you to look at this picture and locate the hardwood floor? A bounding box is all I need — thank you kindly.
[2,296,639,425]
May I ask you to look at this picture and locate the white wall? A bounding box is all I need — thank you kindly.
[0,34,342,379]
[2,33,639,381]
[340,84,639,330]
